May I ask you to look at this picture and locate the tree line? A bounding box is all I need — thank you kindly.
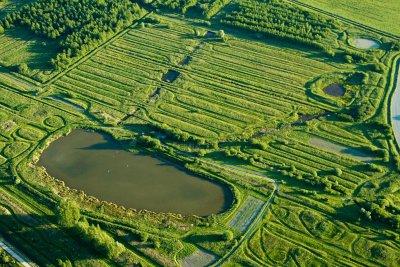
[220,0,341,52]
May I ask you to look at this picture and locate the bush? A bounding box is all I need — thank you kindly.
[222,230,233,241]
[334,167,343,177]
[74,221,125,259]
[17,63,29,75]
[57,199,80,227]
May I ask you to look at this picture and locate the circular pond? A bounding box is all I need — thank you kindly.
[38,129,232,216]
[350,38,380,49]
[324,83,345,97]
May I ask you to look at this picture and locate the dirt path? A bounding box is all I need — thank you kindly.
[0,236,37,267]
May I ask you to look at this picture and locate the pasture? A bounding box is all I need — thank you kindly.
[295,0,400,36]
[0,0,398,266]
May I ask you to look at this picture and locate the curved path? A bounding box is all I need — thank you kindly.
[391,58,400,150]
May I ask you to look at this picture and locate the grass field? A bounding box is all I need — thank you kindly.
[49,15,345,140]
[0,1,398,266]
[295,0,400,36]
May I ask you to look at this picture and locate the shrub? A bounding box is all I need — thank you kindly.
[17,63,29,75]
[74,221,125,259]
[57,199,80,227]
[222,230,233,241]
[334,167,343,177]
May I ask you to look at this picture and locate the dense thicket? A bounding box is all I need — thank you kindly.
[220,0,340,51]
[2,0,143,70]
[145,0,229,18]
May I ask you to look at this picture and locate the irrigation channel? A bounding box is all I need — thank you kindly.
[391,58,400,150]
[38,129,233,216]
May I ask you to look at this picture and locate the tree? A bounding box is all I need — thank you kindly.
[222,230,233,241]
[3,0,144,73]
[57,199,80,227]
[75,221,125,259]
[17,63,29,75]
[57,259,73,267]
[344,55,353,63]
[334,167,343,177]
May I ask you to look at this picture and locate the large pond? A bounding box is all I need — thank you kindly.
[38,129,232,216]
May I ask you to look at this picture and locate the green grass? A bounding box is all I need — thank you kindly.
[64,14,344,139]
[296,0,400,35]
[0,4,397,267]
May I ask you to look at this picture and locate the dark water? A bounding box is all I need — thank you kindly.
[39,129,232,216]
[162,69,180,83]
[324,84,345,97]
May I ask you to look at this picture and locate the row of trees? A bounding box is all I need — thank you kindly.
[220,0,340,52]
[1,0,143,70]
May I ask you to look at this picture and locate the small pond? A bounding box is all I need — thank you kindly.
[162,69,180,83]
[350,38,380,49]
[324,83,345,97]
[38,129,232,216]
[310,136,375,162]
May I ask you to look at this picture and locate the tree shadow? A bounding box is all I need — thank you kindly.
[2,26,59,71]
[0,213,106,266]
[334,203,361,222]
[183,233,224,243]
